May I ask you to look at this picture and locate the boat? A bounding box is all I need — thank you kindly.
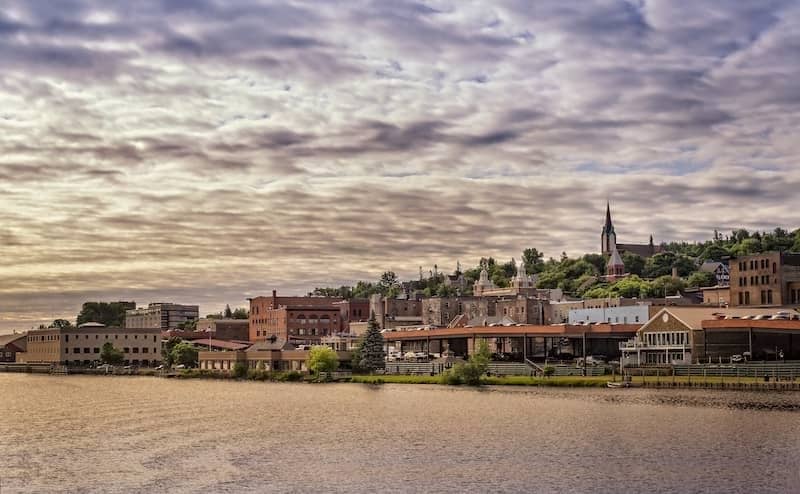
[607,381,639,388]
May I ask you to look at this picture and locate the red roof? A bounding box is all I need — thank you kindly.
[381,323,639,341]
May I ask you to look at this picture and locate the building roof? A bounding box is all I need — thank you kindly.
[189,339,251,351]
[702,318,800,331]
[0,332,27,348]
[247,338,296,352]
[646,307,792,331]
[607,247,624,267]
[699,261,725,272]
[616,243,660,258]
[381,323,640,341]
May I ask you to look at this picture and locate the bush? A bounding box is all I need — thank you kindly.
[233,362,248,378]
[440,367,463,385]
[543,366,555,377]
[275,370,304,382]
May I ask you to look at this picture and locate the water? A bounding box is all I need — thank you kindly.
[1,374,799,493]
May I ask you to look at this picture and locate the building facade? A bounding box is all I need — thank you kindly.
[369,295,423,329]
[125,303,199,330]
[0,332,27,363]
[569,305,650,325]
[729,252,800,307]
[16,325,162,366]
[194,318,250,341]
[249,291,344,342]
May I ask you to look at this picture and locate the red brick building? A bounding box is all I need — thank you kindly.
[249,291,344,342]
[333,298,370,332]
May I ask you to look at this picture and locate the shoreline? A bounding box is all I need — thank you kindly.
[4,366,800,391]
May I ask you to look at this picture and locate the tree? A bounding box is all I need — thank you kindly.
[307,346,339,376]
[649,275,686,298]
[224,304,233,318]
[162,337,183,367]
[170,342,199,368]
[522,248,545,274]
[687,271,718,288]
[100,342,124,365]
[231,307,249,319]
[50,319,73,329]
[76,301,134,327]
[622,252,645,277]
[358,313,385,373]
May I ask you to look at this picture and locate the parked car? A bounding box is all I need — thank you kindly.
[731,354,743,363]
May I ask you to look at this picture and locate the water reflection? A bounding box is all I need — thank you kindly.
[1,375,799,493]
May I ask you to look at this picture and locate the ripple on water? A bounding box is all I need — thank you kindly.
[1,375,799,493]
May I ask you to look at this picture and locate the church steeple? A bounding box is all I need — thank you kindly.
[601,201,617,256]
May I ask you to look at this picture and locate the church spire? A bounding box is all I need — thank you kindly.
[604,201,614,233]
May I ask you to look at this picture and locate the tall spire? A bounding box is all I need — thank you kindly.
[604,201,614,233]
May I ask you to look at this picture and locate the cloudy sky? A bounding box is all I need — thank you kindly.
[1,0,799,331]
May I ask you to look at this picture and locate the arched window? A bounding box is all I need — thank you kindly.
[297,314,306,324]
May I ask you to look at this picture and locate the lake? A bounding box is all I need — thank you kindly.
[1,374,799,493]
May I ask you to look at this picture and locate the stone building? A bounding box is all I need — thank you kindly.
[194,318,250,341]
[369,294,423,329]
[729,251,800,306]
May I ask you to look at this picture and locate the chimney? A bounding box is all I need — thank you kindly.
[272,289,277,309]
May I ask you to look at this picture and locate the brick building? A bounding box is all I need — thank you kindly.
[194,318,250,341]
[369,295,423,329]
[249,291,343,342]
[729,252,800,306]
[333,298,370,332]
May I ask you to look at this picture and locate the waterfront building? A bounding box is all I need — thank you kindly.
[198,337,352,373]
[125,303,199,330]
[16,324,162,366]
[620,306,794,366]
[0,332,27,363]
[379,322,640,361]
[249,291,343,343]
[729,251,800,307]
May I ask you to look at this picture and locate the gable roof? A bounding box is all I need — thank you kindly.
[642,306,788,331]
[0,332,27,348]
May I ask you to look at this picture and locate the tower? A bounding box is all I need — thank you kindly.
[601,201,617,256]
[606,246,625,279]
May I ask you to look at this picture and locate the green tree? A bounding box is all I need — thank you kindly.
[50,319,73,329]
[224,304,233,318]
[76,301,134,327]
[687,271,718,288]
[358,313,385,373]
[162,337,183,367]
[522,248,545,274]
[307,346,339,376]
[622,252,645,276]
[582,254,606,276]
[231,307,249,319]
[100,342,124,365]
[699,244,730,262]
[649,275,686,298]
[171,342,199,368]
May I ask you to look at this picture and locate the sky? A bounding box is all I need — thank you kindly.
[1,0,799,332]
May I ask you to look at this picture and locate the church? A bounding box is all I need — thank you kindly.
[600,202,661,259]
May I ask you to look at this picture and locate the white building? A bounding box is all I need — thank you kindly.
[569,305,650,325]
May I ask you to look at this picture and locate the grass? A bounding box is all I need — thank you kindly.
[350,374,442,385]
[350,374,611,387]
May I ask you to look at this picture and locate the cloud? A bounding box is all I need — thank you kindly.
[1,0,799,330]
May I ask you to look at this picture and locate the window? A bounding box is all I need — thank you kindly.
[745,292,750,304]
[773,262,777,274]
[133,348,139,353]
[124,347,130,353]
[768,290,773,305]
[65,334,69,342]
[84,347,90,353]
[143,347,149,353]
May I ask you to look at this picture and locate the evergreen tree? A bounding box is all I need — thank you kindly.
[224,304,233,318]
[358,312,385,373]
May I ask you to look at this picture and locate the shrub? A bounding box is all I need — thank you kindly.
[233,362,248,378]
[284,370,303,382]
[543,366,555,377]
[440,367,463,385]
